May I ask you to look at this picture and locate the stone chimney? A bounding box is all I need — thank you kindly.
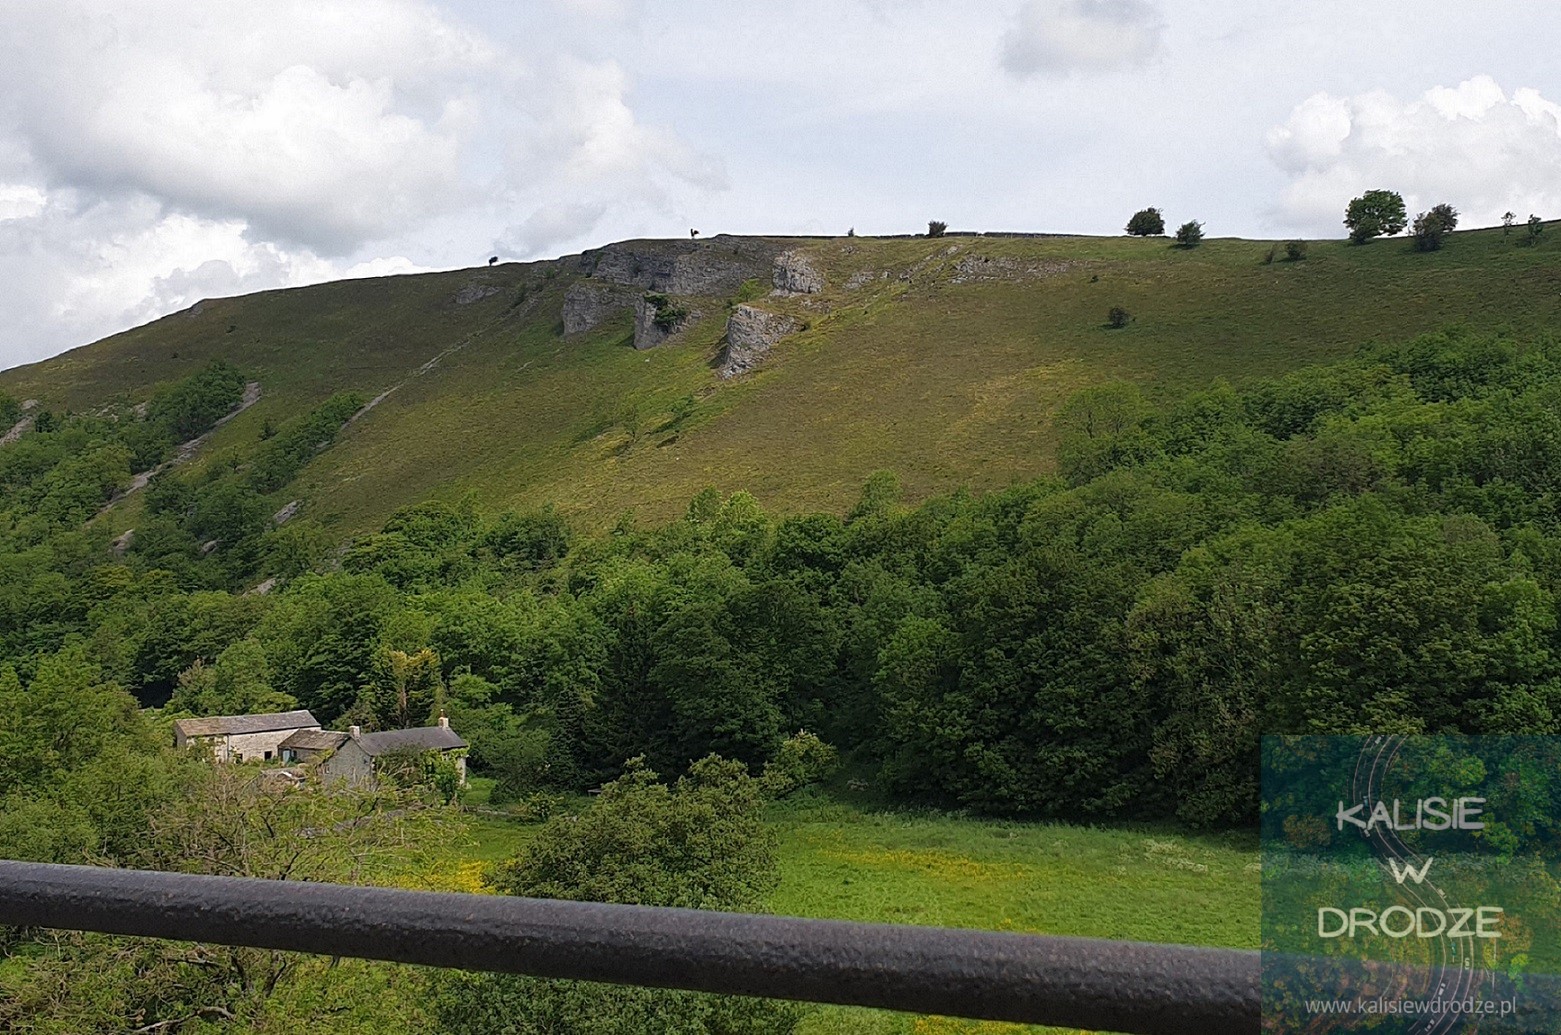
[437,715,449,729]
[348,725,361,739]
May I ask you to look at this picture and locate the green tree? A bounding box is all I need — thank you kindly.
[1054,382,1157,484]
[1174,220,1204,247]
[926,220,947,237]
[436,757,797,1034]
[167,638,295,717]
[2,765,448,1033]
[1125,207,1165,236]
[1344,189,1407,243]
[366,647,446,729]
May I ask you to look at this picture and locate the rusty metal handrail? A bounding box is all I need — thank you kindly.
[0,861,1259,1034]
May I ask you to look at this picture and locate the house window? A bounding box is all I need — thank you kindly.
[264,751,273,761]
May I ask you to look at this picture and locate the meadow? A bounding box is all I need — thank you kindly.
[436,785,1260,1035]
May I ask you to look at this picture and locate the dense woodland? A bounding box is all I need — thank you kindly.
[5,325,1561,833]
[5,325,1561,1029]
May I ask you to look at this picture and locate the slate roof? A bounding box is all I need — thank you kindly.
[174,710,320,738]
[355,726,467,757]
[278,728,349,752]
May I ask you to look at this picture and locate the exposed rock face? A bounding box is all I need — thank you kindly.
[633,295,691,350]
[719,305,802,378]
[454,282,499,305]
[562,281,636,335]
[0,414,35,447]
[273,500,301,525]
[588,236,782,296]
[772,250,823,295]
[111,528,135,558]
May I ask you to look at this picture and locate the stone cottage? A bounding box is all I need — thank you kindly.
[173,710,321,763]
[316,717,468,787]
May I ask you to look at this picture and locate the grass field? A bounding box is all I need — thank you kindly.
[430,789,1260,1035]
[5,226,1557,536]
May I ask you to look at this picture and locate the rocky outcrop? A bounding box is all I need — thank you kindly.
[2,399,39,446]
[247,577,279,597]
[633,294,691,350]
[454,282,499,305]
[587,236,783,296]
[771,250,823,295]
[719,305,802,378]
[845,269,889,290]
[273,500,301,525]
[111,528,135,558]
[562,281,636,335]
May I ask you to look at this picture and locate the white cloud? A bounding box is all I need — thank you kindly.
[1,0,492,255]
[500,201,609,257]
[1268,76,1561,235]
[0,183,46,222]
[0,0,724,368]
[1001,0,1163,78]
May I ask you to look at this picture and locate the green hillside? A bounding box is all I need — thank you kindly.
[5,225,1557,535]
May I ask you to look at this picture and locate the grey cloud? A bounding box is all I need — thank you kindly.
[1001,0,1164,78]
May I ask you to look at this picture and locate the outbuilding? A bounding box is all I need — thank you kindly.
[172,710,321,763]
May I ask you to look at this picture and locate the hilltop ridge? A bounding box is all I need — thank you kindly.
[3,226,1558,535]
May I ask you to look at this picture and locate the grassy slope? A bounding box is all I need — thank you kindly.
[4,226,1558,535]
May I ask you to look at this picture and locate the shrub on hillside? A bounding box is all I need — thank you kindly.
[1285,240,1308,262]
[927,220,947,237]
[1107,305,1132,329]
[1174,220,1204,247]
[1412,204,1459,251]
[1126,208,1165,236]
[643,292,687,332]
[1428,203,1459,232]
[1528,214,1546,244]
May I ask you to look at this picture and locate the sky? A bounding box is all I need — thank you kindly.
[1,0,1558,371]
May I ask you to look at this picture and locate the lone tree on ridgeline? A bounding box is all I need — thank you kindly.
[1411,203,1459,252]
[1344,189,1407,243]
[1174,220,1204,247]
[927,220,947,238]
[1126,207,1165,236]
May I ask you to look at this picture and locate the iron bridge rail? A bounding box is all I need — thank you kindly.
[0,861,1259,1034]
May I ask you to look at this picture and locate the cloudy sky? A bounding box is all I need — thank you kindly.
[1,0,1558,370]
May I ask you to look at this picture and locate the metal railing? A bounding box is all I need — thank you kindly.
[0,861,1259,1034]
